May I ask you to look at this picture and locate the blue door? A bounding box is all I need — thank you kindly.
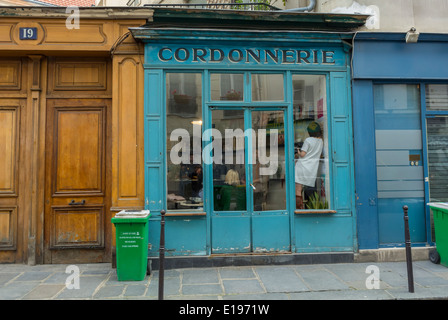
[209,107,290,253]
[373,84,426,245]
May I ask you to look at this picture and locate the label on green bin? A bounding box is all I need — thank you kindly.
[118,231,142,248]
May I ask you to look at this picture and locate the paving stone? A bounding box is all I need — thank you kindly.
[15,271,53,282]
[255,266,309,293]
[146,276,181,297]
[182,269,219,284]
[55,275,108,299]
[124,284,147,297]
[380,271,409,287]
[415,260,448,274]
[22,284,65,300]
[222,279,264,294]
[323,263,371,282]
[219,267,256,279]
[0,282,39,300]
[0,273,20,286]
[94,285,126,299]
[44,272,71,285]
[181,284,223,295]
[297,269,350,291]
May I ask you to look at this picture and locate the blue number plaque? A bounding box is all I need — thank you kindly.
[19,27,38,40]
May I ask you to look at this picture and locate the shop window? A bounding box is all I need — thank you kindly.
[251,110,287,211]
[211,109,247,212]
[166,73,203,211]
[293,75,330,210]
[252,74,284,101]
[210,73,244,101]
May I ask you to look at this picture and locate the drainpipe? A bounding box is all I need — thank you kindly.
[280,0,316,12]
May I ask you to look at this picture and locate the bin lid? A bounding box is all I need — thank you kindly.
[114,209,150,219]
[427,203,448,210]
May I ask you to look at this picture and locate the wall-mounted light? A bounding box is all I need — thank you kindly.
[406,27,419,43]
[191,120,202,126]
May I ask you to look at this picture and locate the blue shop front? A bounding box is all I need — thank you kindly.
[130,9,367,266]
[353,33,448,250]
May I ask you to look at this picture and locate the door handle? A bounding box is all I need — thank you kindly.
[69,199,86,205]
[250,183,256,190]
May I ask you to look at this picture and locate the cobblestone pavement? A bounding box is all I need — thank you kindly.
[1,260,448,300]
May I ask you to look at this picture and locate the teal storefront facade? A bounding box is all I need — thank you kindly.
[130,11,366,265]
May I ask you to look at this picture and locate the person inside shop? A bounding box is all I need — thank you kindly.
[295,121,323,209]
[216,169,246,211]
[189,165,203,200]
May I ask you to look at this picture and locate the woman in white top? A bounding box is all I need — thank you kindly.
[295,121,323,209]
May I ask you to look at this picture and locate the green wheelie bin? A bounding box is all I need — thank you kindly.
[112,210,151,281]
[428,203,448,267]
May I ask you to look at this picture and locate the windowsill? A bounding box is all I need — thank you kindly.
[165,211,206,217]
[294,210,337,214]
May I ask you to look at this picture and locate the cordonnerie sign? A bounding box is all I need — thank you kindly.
[146,44,345,68]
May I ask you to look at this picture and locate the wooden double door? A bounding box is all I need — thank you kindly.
[44,99,111,264]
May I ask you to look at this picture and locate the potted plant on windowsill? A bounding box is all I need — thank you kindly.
[295,192,337,214]
[305,192,329,210]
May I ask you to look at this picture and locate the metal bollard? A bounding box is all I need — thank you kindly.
[158,209,166,300]
[403,205,414,293]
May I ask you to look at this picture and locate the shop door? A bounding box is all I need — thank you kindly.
[210,107,290,254]
[373,84,426,245]
[44,99,111,263]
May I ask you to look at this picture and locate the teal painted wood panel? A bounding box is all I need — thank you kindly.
[146,119,162,162]
[145,70,165,213]
[147,219,161,257]
[252,215,291,253]
[294,215,354,252]
[333,164,351,211]
[145,70,163,116]
[332,118,350,164]
[146,166,163,211]
[211,215,251,253]
[165,217,207,256]
[330,72,354,213]
[147,217,207,256]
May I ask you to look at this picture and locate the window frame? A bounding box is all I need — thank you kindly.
[163,69,335,215]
